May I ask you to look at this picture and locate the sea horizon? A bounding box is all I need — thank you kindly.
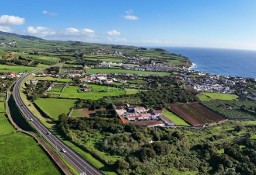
[162,47,256,79]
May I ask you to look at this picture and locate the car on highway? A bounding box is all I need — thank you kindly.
[29,118,33,121]
[46,132,51,135]
[61,149,66,153]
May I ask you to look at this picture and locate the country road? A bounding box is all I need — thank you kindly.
[13,73,103,175]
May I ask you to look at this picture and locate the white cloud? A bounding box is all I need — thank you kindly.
[0,15,25,25]
[27,26,56,36]
[123,9,138,21]
[0,26,11,32]
[42,10,58,16]
[82,28,95,34]
[64,27,95,37]
[65,27,80,34]
[124,15,138,21]
[107,30,120,36]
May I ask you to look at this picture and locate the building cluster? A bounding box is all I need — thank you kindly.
[122,63,179,72]
[0,72,23,79]
[0,41,16,48]
[79,74,125,85]
[115,106,174,127]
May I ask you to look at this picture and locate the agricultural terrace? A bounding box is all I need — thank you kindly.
[198,92,238,102]
[0,64,36,73]
[86,68,170,76]
[48,84,139,100]
[169,103,226,127]
[162,109,190,126]
[35,98,76,119]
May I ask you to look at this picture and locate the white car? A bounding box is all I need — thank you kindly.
[61,149,66,153]
[29,118,33,122]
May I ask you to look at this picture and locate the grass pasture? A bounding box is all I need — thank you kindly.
[15,53,60,64]
[0,113,15,135]
[35,98,76,119]
[198,92,238,102]
[48,85,127,100]
[0,64,36,73]
[162,109,190,126]
[85,56,124,63]
[86,68,170,76]
[33,76,73,82]
[0,133,61,175]
[70,108,85,118]
[49,83,66,92]
[0,102,5,113]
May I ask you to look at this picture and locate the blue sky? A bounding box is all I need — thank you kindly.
[0,0,256,50]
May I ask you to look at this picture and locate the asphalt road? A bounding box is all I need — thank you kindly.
[13,73,103,175]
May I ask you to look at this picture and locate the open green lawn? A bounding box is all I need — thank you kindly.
[125,88,139,95]
[0,64,36,73]
[162,109,190,126]
[15,53,60,64]
[85,56,124,63]
[86,68,170,76]
[49,85,127,100]
[0,113,15,135]
[88,84,120,91]
[48,83,66,93]
[35,98,76,119]
[0,51,7,57]
[33,76,73,82]
[0,102,5,113]
[198,92,238,101]
[0,133,61,175]
[70,109,84,118]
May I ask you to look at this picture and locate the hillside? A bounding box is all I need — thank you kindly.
[0,31,190,67]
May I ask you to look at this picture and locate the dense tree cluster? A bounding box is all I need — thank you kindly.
[25,80,51,101]
[58,110,256,175]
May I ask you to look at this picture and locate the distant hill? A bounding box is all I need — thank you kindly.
[0,31,43,41]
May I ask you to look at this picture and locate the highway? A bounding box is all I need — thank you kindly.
[13,73,103,175]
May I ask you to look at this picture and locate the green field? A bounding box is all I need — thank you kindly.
[70,109,84,118]
[125,88,139,95]
[16,53,60,64]
[198,92,238,101]
[85,56,124,63]
[0,102,61,174]
[0,133,61,175]
[0,113,15,135]
[48,83,66,93]
[0,64,36,73]
[162,109,190,126]
[49,85,127,100]
[86,68,170,76]
[0,102,5,113]
[35,98,76,119]
[33,76,73,82]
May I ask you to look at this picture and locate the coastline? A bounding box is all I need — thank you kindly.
[188,63,197,71]
[166,47,256,79]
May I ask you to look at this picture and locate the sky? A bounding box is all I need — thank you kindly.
[1,0,256,50]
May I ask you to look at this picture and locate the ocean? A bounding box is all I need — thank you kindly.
[164,47,256,78]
